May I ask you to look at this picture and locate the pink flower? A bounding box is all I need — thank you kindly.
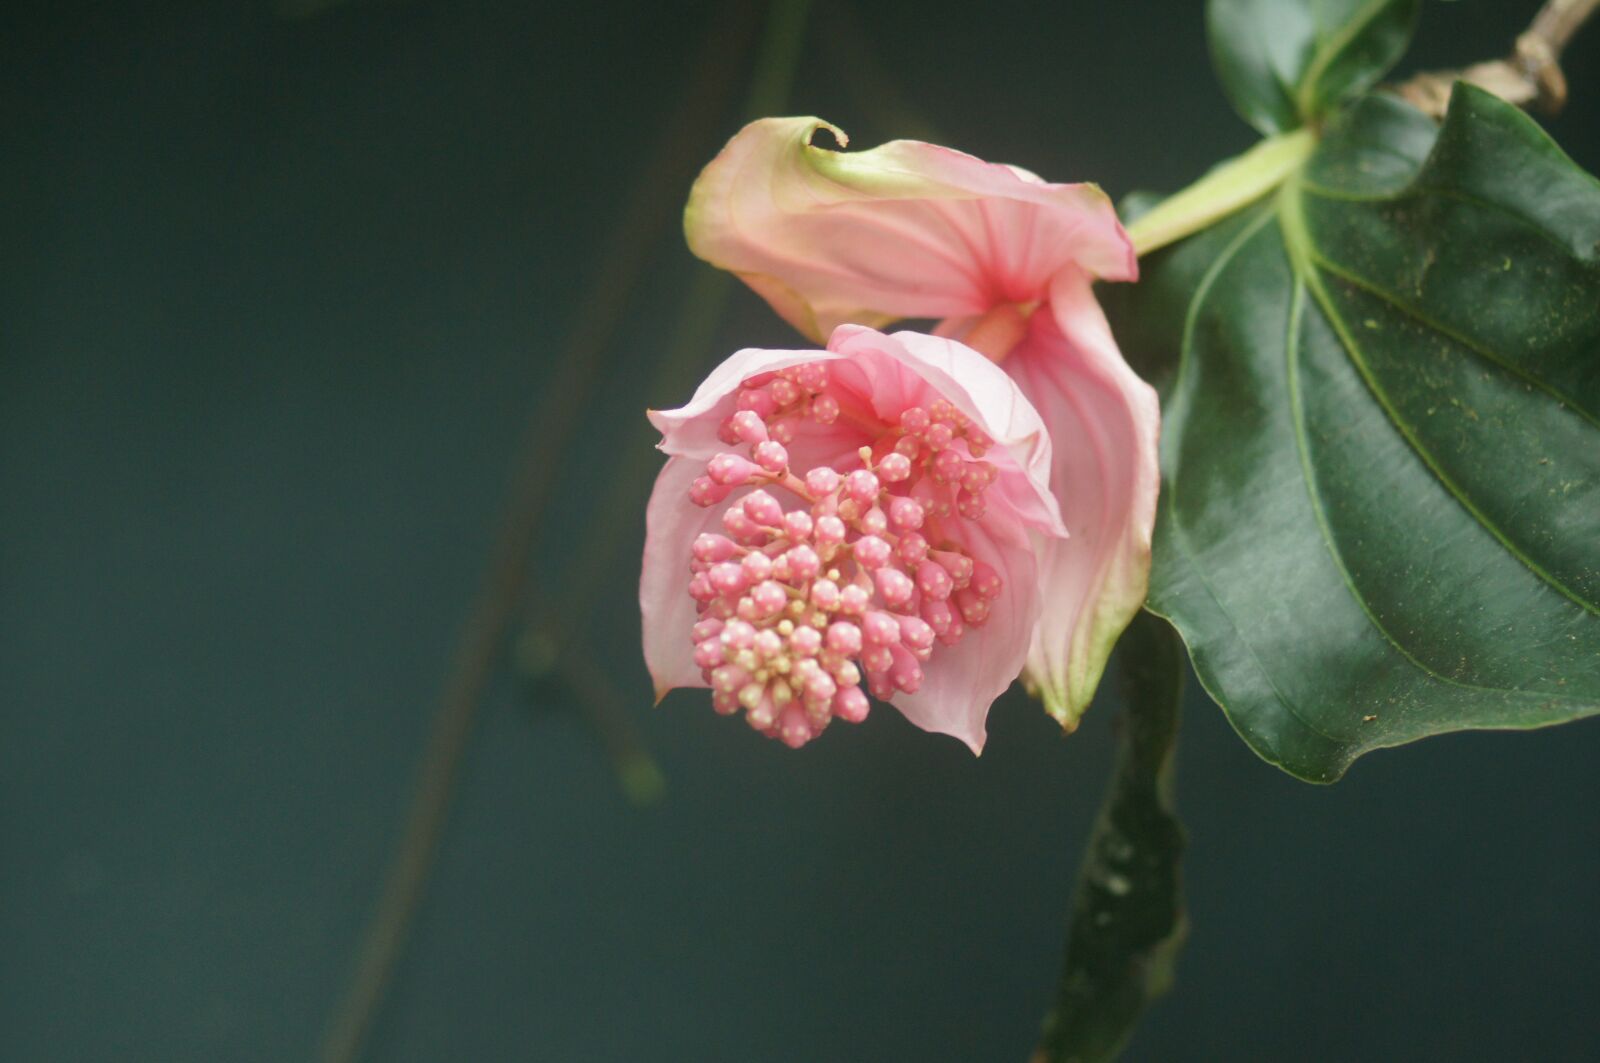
[640,325,1068,753]
[683,118,1159,730]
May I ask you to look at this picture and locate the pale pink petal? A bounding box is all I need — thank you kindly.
[1003,270,1161,729]
[648,344,835,459]
[684,117,1135,341]
[892,519,1043,754]
[639,456,721,699]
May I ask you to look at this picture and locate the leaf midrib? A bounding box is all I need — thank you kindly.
[1277,174,1600,617]
[1293,0,1394,120]
[1282,275,1596,705]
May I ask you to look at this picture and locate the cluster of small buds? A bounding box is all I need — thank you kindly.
[684,362,1005,748]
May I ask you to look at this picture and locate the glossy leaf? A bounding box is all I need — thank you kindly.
[1138,85,1600,782]
[1207,0,1421,134]
[1035,611,1185,1063]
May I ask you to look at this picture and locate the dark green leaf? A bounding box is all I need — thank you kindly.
[1207,0,1421,135]
[1138,85,1600,782]
[1036,611,1186,1063]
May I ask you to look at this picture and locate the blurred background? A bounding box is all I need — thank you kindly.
[3,1,1598,1060]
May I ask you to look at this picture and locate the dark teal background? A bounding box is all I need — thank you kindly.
[3,2,1597,1060]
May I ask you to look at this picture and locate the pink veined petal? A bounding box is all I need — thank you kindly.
[1004,269,1161,729]
[684,117,1135,342]
[828,325,1067,538]
[892,517,1043,754]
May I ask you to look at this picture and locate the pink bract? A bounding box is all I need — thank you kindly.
[640,325,1068,753]
[684,117,1160,729]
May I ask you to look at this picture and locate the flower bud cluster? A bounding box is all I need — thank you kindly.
[683,361,1004,747]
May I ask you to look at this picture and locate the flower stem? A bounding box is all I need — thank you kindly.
[1124,128,1315,258]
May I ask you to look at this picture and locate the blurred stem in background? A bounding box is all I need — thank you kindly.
[1034,610,1187,1063]
[523,0,814,793]
[315,2,813,1060]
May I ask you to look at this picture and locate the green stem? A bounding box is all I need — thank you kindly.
[1125,128,1315,258]
[1034,610,1187,1063]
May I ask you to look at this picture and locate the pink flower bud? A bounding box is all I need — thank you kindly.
[889,645,923,693]
[915,559,953,601]
[785,544,821,582]
[920,599,953,637]
[896,615,935,656]
[896,532,929,565]
[728,409,768,444]
[740,550,773,583]
[825,621,862,655]
[708,453,759,486]
[887,496,924,532]
[693,533,739,564]
[844,469,880,504]
[691,617,725,643]
[877,452,912,482]
[970,559,1002,600]
[838,583,870,614]
[748,580,788,618]
[861,645,893,674]
[711,664,749,695]
[690,476,732,507]
[694,638,724,670]
[874,567,915,609]
[778,706,812,748]
[931,549,974,588]
[955,588,991,627]
[833,686,869,724]
[789,624,822,657]
[931,447,963,483]
[736,387,778,418]
[810,579,841,611]
[770,377,801,406]
[721,508,764,543]
[782,510,814,541]
[853,535,892,570]
[861,611,901,647]
[709,562,748,597]
[813,514,846,547]
[753,440,789,473]
[804,467,841,497]
[742,490,784,526]
[794,363,828,392]
[720,620,757,651]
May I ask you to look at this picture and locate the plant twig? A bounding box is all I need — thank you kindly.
[312,6,761,1062]
[1391,0,1600,117]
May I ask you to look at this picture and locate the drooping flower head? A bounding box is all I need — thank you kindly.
[641,325,1067,753]
[684,118,1160,730]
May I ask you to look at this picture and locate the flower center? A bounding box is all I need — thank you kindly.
[960,302,1036,363]
[683,362,1005,748]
